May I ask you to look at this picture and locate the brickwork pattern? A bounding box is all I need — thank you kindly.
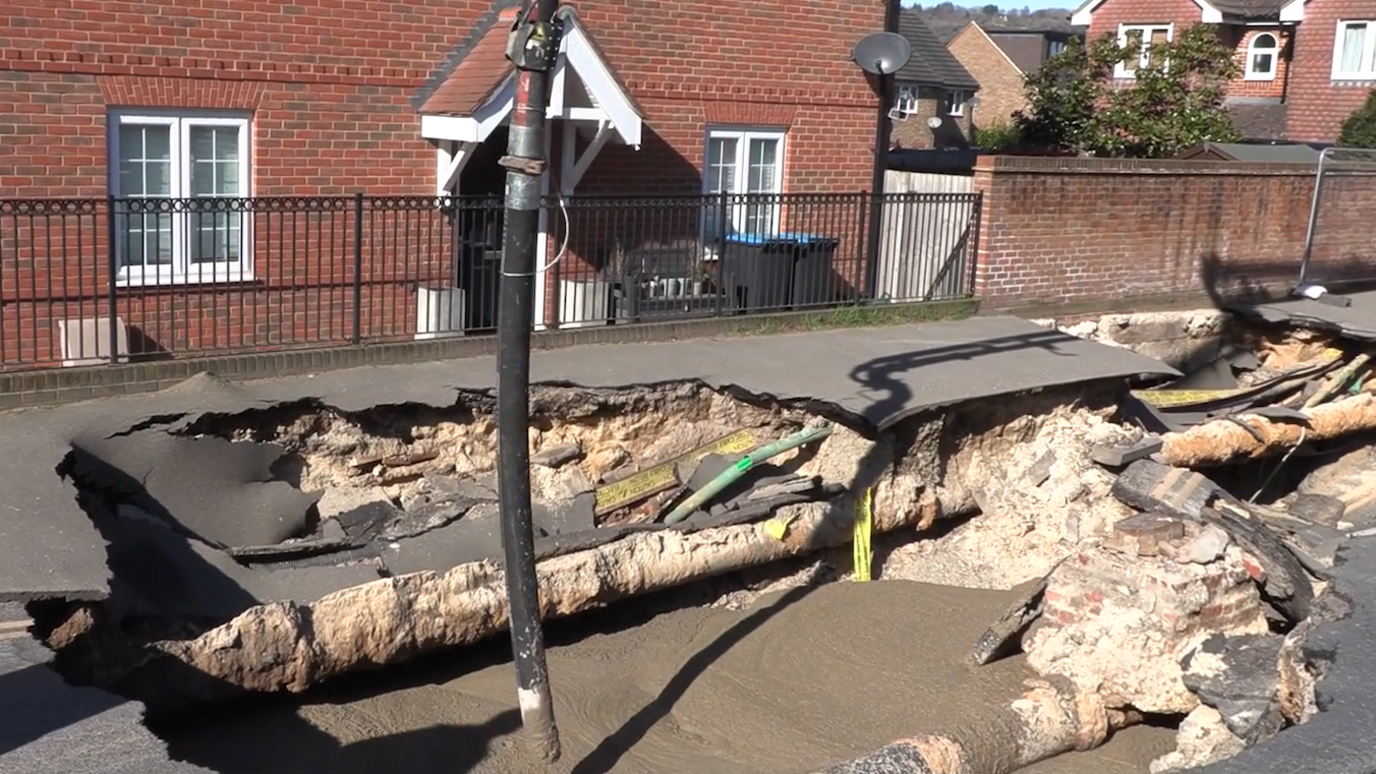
[947,26,1029,131]
[1221,26,1290,99]
[1286,0,1376,142]
[971,155,1376,308]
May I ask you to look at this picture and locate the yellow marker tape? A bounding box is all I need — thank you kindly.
[594,428,758,515]
[1129,388,1247,408]
[853,488,874,582]
[764,513,796,541]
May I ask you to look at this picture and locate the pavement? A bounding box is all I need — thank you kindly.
[0,314,1180,773]
[1235,289,1376,341]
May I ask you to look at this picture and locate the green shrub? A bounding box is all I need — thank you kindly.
[973,123,1021,151]
[1339,89,1376,148]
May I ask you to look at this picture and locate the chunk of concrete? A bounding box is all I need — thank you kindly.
[1181,633,1288,745]
[1169,523,1232,565]
[1090,436,1164,468]
[1287,492,1346,528]
[531,443,583,469]
[1111,459,1217,519]
[318,487,394,520]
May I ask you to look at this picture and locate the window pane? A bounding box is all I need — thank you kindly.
[746,138,778,193]
[1253,33,1277,50]
[191,213,242,264]
[190,125,242,197]
[1252,53,1274,74]
[706,137,737,194]
[116,212,174,270]
[117,125,172,197]
[1342,24,1367,72]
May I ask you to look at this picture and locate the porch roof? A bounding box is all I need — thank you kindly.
[418,6,643,149]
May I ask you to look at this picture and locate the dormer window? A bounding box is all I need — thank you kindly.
[1246,32,1279,81]
[894,86,919,116]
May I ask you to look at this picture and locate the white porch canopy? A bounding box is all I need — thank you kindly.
[422,10,643,196]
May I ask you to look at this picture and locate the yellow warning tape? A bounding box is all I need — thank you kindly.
[853,488,874,582]
[594,428,758,515]
[1129,388,1247,408]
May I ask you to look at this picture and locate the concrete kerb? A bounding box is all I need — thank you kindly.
[0,299,979,411]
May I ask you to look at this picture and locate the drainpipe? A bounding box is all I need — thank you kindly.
[864,0,902,300]
[1279,22,1296,104]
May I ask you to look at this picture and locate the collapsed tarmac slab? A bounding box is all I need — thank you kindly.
[0,315,1177,606]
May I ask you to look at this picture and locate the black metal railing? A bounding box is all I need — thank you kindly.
[0,191,981,370]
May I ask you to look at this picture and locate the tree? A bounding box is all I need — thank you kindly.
[1338,89,1376,148]
[981,4,1000,15]
[1012,24,1241,158]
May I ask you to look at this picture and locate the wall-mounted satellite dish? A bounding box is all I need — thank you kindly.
[852,32,912,75]
[926,116,944,129]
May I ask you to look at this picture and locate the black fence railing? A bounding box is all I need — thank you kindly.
[0,191,981,370]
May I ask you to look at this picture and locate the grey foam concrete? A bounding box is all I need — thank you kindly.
[1195,536,1376,774]
[0,316,1175,605]
[1237,290,1376,341]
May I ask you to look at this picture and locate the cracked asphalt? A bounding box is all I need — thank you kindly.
[0,315,1183,773]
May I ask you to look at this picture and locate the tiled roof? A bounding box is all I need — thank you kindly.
[1210,0,1289,19]
[419,7,520,116]
[897,11,981,91]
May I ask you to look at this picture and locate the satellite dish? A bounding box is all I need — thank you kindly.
[926,116,944,129]
[852,32,912,76]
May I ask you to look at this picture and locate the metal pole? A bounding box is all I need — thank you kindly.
[1298,147,1334,288]
[863,0,901,301]
[496,0,562,763]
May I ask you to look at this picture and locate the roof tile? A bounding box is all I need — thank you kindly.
[897,11,981,91]
[420,8,519,116]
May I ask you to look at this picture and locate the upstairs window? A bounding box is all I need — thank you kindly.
[1115,24,1172,78]
[1246,32,1280,80]
[894,86,919,116]
[944,90,970,117]
[1047,39,1067,58]
[1334,21,1376,80]
[109,111,252,286]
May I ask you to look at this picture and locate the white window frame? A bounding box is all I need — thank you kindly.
[1332,20,1376,81]
[108,110,253,287]
[1245,32,1281,81]
[702,126,787,239]
[946,89,970,117]
[1115,23,1174,79]
[895,85,920,116]
[1047,39,1067,58]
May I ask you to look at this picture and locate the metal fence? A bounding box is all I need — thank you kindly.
[0,191,981,370]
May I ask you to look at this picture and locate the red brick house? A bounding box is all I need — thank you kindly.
[946,24,1083,132]
[1069,0,1302,140]
[0,0,892,366]
[889,11,982,150]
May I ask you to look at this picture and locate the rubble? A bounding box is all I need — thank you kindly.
[1150,706,1248,773]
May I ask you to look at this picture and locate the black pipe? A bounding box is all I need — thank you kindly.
[495,0,562,762]
[863,0,902,300]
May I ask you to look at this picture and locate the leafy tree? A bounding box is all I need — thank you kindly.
[1338,89,1376,148]
[981,4,1000,15]
[1012,24,1240,157]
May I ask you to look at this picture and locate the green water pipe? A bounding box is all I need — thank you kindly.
[661,423,834,525]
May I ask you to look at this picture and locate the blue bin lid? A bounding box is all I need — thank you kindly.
[723,231,830,245]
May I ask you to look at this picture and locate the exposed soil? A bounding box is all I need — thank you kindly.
[156,579,1176,774]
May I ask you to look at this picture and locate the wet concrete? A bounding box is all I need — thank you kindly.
[158,581,1173,774]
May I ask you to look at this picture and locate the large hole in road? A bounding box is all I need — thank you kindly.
[28,323,1343,774]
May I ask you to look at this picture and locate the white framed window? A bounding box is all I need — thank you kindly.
[944,90,970,117]
[108,111,252,286]
[894,86,919,116]
[703,127,786,238]
[1333,20,1376,80]
[1115,23,1173,78]
[1246,32,1280,80]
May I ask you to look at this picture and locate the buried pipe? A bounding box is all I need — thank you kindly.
[90,485,955,718]
[811,680,1138,774]
[1161,392,1376,467]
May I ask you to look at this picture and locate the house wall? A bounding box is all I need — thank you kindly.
[1286,1,1374,142]
[0,0,885,365]
[1085,0,1207,65]
[972,155,1376,308]
[890,84,972,150]
[947,28,1028,130]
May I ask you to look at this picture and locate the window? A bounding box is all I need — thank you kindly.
[109,112,252,285]
[944,90,970,117]
[894,86,919,116]
[1047,39,1067,58]
[1333,20,1376,80]
[703,127,785,238]
[1115,24,1173,78]
[1246,32,1280,80]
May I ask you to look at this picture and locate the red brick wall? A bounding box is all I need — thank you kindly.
[948,27,1029,130]
[1287,1,1374,142]
[972,155,1376,308]
[0,0,885,366]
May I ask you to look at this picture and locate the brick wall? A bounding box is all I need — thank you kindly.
[890,85,971,150]
[1286,1,1374,142]
[1086,0,1205,53]
[972,154,1376,308]
[947,27,1029,130]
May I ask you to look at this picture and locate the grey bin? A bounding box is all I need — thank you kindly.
[721,234,840,312]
